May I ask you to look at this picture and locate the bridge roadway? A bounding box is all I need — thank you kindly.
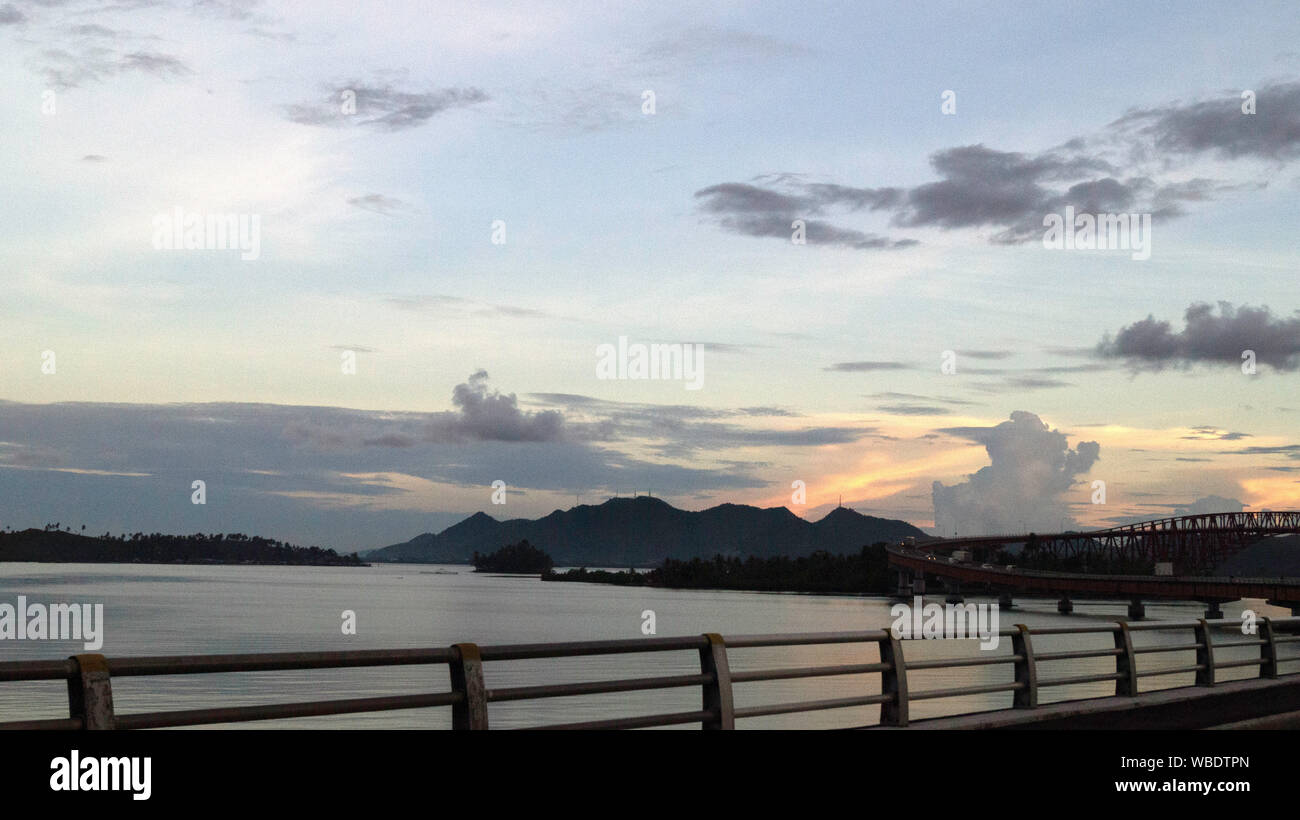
[886,511,1300,615]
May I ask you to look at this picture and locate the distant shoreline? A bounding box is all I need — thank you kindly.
[0,528,367,567]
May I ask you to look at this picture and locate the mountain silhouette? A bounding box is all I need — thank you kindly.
[367,496,927,565]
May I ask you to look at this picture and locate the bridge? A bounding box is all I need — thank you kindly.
[5,617,1300,729]
[887,511,1300,618]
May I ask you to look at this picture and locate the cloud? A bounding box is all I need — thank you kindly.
[1180,426,1251,441]
[931,411,1100,536]
[0,4,25,24]
[693,182,917,250]
[1109,81,1300,161]
[694,80,1300,249]
[1172,495,1245,516]
[284,83,488,130]
[1097,302,1300,371]
[33,46,193,89]
[347,193,413,216]
[527,392,873,457]
[384,293,549,320]
[427,370,563,443]
[825,361,912,372]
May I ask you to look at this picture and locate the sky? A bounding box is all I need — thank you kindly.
[1,0,1299,551]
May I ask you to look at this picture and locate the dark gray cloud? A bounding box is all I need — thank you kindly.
[384,293,549,320]
[1180,427,1251,441]
[693,182,917,250]
[347,193,413,216]
[33,45,192,88]
[527,392,873,457]
[1,4,25,24]
[932,411,1100,535]
[1171,495,1246,516]
[1110,81,1300,161]
[1097,302,1300,371]
[695,80,1300,249]
[285,83,488,131]
[879,404,950,416]
[430,370,563,443]
[1219,444,1300,460]
[825,361,912,372]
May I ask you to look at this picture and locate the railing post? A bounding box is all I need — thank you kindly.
[67,654,115,730]
[698,633,734,729]
[1194,619,1215,686]
[1010,625,1037,708]
[877,634,908,726]
[1113,622,1138,696]
[449,643,488,729]
[1260,617,1278,679]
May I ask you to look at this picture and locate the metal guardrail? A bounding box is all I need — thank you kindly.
[2,617,1299,729]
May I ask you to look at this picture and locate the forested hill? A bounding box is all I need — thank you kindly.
[370,496,929,566]
[0,528,366,566]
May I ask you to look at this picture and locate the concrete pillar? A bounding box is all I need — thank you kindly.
[911,576,926,595]
[1057,596,1073,615]
[893,570,911,601]
[1204,601,1223,620]
[944,580,963,605]
[1127,598,1145,620]
[998,593,1013,610]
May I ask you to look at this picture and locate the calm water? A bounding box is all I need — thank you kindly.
[0,562,1289,729]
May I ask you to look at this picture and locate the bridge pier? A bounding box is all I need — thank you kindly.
[998,593,1013,610]
[911,576,927,596]
[1204,601,1224,620]
[1057,596,1073,615]
[893,570,912,601]
[944,580,964,605]
[1127,598,1145,620]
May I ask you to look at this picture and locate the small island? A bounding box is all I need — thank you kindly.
[473,540,554,574]
[0,526,366,566]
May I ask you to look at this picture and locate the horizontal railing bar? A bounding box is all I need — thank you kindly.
[106,648,457,677]
[723,631,889,648]
[0,659,76,682]
[733,693,893,719]
[1023,625,1120,636]
[730,662,890,683]
[908,681,1024,700]
[1213,639,1266,649]
[478,636,708,661]
[906,654,1020,670]
[1035,648,1122,662]
[1215,658,1266,670]
[1133,643,1203,654]
[0,717,83,730]
[523,710,714,730]
[1273,635,1300,644]
[1038,672,1123,688]
[486,673,711,702]
[1124,621,1204,632]
[114,692,462,729]
[1136,665,1205,678]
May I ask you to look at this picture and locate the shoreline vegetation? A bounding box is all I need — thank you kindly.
[544,543,899,594]
[0,527,367,566]
[473,540,554,574]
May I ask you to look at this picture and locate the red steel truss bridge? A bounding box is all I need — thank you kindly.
[913,511,1300,576]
